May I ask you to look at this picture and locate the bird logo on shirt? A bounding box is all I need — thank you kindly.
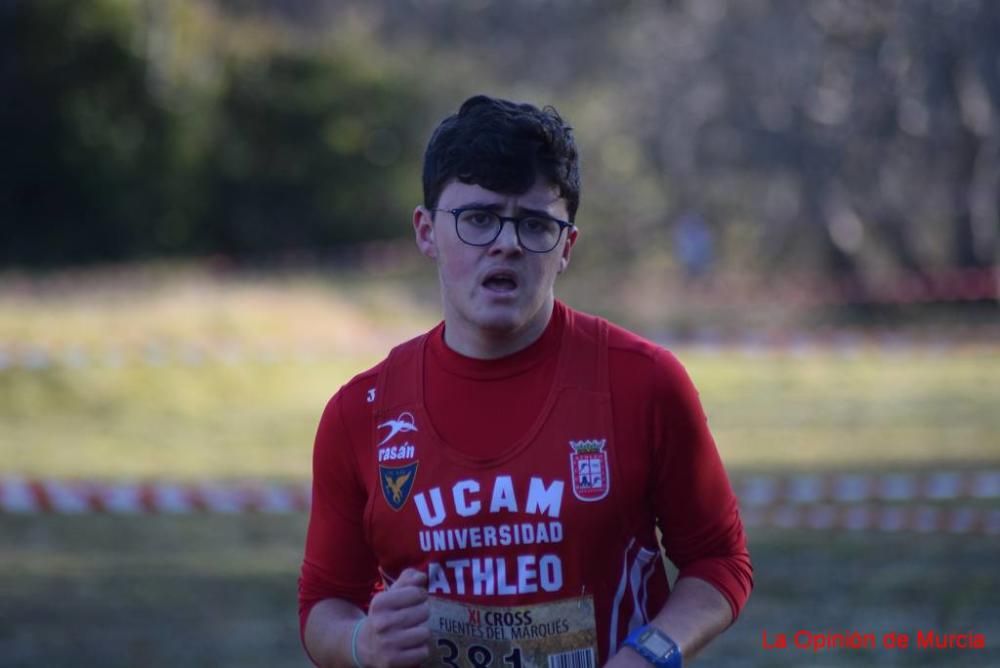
[380,462,418,511]
[377,412,418,446]
[385,471,411,504]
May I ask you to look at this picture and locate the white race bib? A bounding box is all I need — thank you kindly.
[426,596,597,668]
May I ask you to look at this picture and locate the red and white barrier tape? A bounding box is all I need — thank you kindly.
[664,329,1000,357]
[735,471,1000,507]
[670,267,998,308]
[1,330,997,372]
[2,473,998,537]
[0,478,310,515]
[5,263,994,306]
[0,344,336,372]
[742,504,1000,536]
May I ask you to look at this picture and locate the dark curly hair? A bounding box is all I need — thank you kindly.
[422,95,581,221]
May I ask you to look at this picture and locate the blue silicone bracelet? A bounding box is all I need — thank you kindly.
[350,618,366,668]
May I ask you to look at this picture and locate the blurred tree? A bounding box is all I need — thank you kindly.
[202,47,427,255]
[345,0,999,284]
[2,0,187,265]
[906,0,1000,270]
[3,0,997,281]
[1,0,429,268]
[584,0,999,282]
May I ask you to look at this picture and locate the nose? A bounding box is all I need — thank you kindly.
[490,219,524,254]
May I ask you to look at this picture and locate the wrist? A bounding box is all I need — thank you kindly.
[349,617,366,668]
[622,625,682,668]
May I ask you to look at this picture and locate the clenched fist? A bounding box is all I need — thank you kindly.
[356,568,432,668]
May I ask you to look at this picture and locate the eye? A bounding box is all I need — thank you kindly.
[521,217,554,234]
[460,210,495,228]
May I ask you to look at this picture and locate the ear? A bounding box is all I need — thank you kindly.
[556,226,579,274]
[413,206,438,260]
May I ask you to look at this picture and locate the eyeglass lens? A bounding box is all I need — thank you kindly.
[456,210,563,252]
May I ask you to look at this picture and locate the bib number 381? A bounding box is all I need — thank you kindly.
[436,639,524,668]
[425,597,597,668]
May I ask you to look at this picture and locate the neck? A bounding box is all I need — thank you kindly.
[443,299,555,360]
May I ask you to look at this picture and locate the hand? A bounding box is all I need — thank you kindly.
[357,568,431,668]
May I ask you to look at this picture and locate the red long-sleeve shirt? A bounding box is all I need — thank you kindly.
[299,301,752,662]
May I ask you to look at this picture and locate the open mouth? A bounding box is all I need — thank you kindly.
[482,271,518,293]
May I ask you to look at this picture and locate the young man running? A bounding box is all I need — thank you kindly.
[299,95,752,668]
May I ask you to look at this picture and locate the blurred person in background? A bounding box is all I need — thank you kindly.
[672,210,715,283]
[299,95,752,668]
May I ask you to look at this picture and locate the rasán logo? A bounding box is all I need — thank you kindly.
[377,411,418,446]
[380,462,418,511]
[569,439,609,502]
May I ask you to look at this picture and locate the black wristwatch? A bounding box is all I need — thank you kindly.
[623,625,683,668]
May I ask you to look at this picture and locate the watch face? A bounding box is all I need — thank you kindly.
[641,630,674,657]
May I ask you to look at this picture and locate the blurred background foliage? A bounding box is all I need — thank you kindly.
[4,0,998,284]
[4,0,432,264]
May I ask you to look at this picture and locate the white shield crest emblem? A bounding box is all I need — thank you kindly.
[569,439,609,502]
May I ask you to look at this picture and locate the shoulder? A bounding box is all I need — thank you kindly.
[564,304,686,377]
[563,305,696,400]
[609,321,694,398]
[321,328,431,423]
[605,318,665,363]
[313,360,384,454]
[330,360,384,414]
[313,352,396,466]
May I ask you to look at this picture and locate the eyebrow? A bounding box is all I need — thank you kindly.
[455,201,559,219]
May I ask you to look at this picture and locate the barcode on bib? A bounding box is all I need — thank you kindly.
[547,649,595,668]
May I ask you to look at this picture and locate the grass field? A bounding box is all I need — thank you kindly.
[1,268,998,666]
[2,516,996,668]
[2,349,996,481]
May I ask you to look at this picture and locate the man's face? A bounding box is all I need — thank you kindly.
[413,179,578,356]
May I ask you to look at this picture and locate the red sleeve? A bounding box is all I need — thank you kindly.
[297,385,379,643]
[651,349,753,620]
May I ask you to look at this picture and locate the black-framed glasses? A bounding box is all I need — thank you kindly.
[433,207,574,253]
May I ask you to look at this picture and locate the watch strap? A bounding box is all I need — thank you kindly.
[623,625,682,668]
